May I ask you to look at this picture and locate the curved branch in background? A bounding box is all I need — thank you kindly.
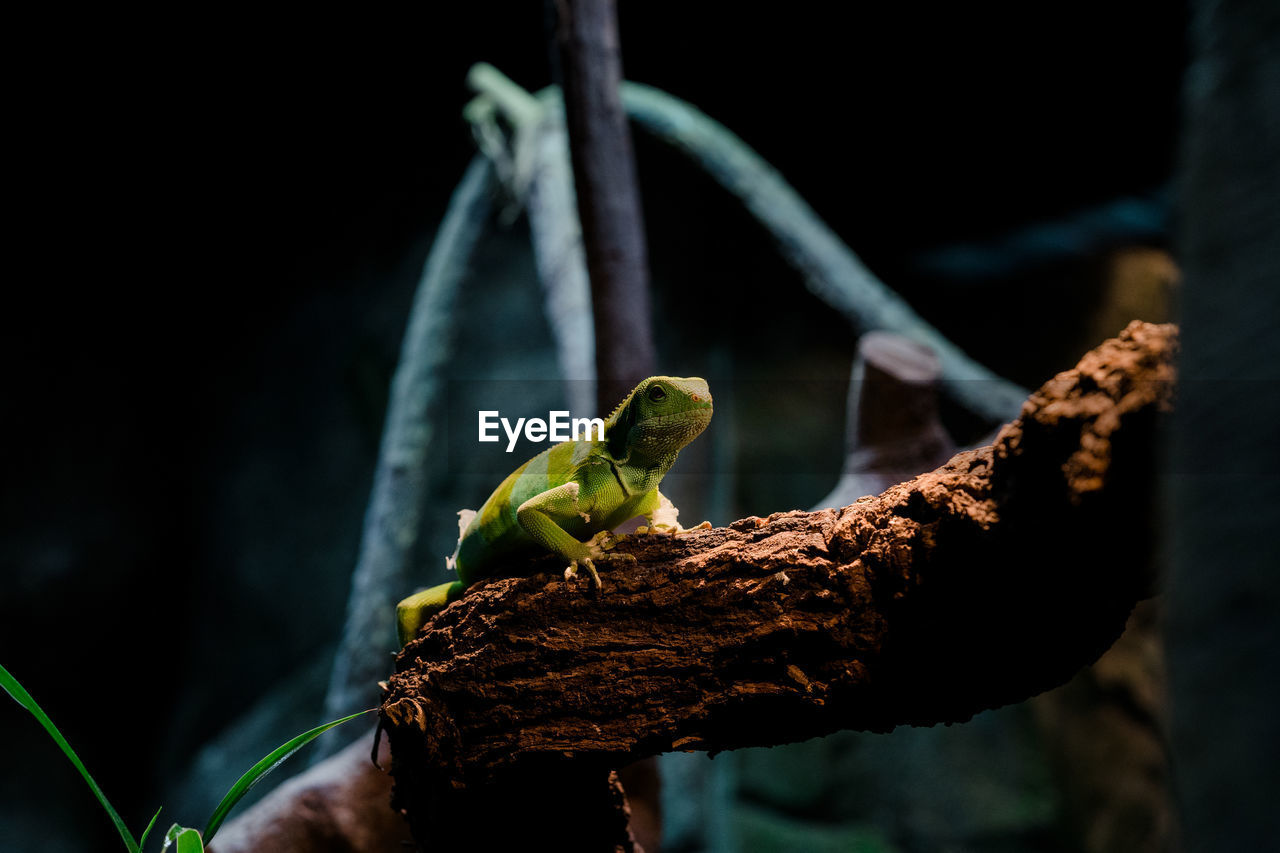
[621,83,1030,423]
[319,157,495,746]
[465,64,597,418]
[382,322,1174,848]
[463,63,1029,424]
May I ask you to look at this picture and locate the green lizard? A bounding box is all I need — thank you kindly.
[395,376,713,645]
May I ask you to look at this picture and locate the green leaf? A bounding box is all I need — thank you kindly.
[0,662,140,852]
[138,808,163,851]
[163,823,204,853]
[202,708,372,844]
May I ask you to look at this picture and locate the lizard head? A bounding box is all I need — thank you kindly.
[607,376,713,460]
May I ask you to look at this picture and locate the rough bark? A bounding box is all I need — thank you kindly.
[383,321,1175,848]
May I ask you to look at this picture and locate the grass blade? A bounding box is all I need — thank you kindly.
[202,708,371,843]
[138,807,163,850]
[0,663,140,852]
[163,823,204,853]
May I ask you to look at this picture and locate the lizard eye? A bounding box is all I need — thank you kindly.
[647,385,667,402]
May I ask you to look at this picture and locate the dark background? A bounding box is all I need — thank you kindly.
[2,4,1187,850]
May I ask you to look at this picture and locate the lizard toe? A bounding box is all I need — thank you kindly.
[581,557,603,589]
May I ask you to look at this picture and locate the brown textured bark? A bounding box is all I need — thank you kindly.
[382,322,1176,850]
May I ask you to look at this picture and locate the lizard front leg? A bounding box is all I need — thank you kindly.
[516,482,612,588]
[634,489,712,535]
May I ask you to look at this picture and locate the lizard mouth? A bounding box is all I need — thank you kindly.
[642,407,712,440]
[646,406,712,425]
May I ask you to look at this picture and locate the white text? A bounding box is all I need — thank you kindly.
[478,411,605,452]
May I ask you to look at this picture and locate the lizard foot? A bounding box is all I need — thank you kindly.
[563,533,637,588]
[587,529,622,551]
[635,519,712,536]
[564,557,602,589]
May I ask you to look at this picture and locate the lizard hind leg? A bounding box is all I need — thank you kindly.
[396,581,465,646]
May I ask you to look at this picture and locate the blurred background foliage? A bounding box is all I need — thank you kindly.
[2,3,1189,851]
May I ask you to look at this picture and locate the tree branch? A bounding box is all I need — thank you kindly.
[554,0,657,411]
[382,321,1175,846]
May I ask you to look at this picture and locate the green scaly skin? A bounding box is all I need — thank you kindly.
[396,376,713,645]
